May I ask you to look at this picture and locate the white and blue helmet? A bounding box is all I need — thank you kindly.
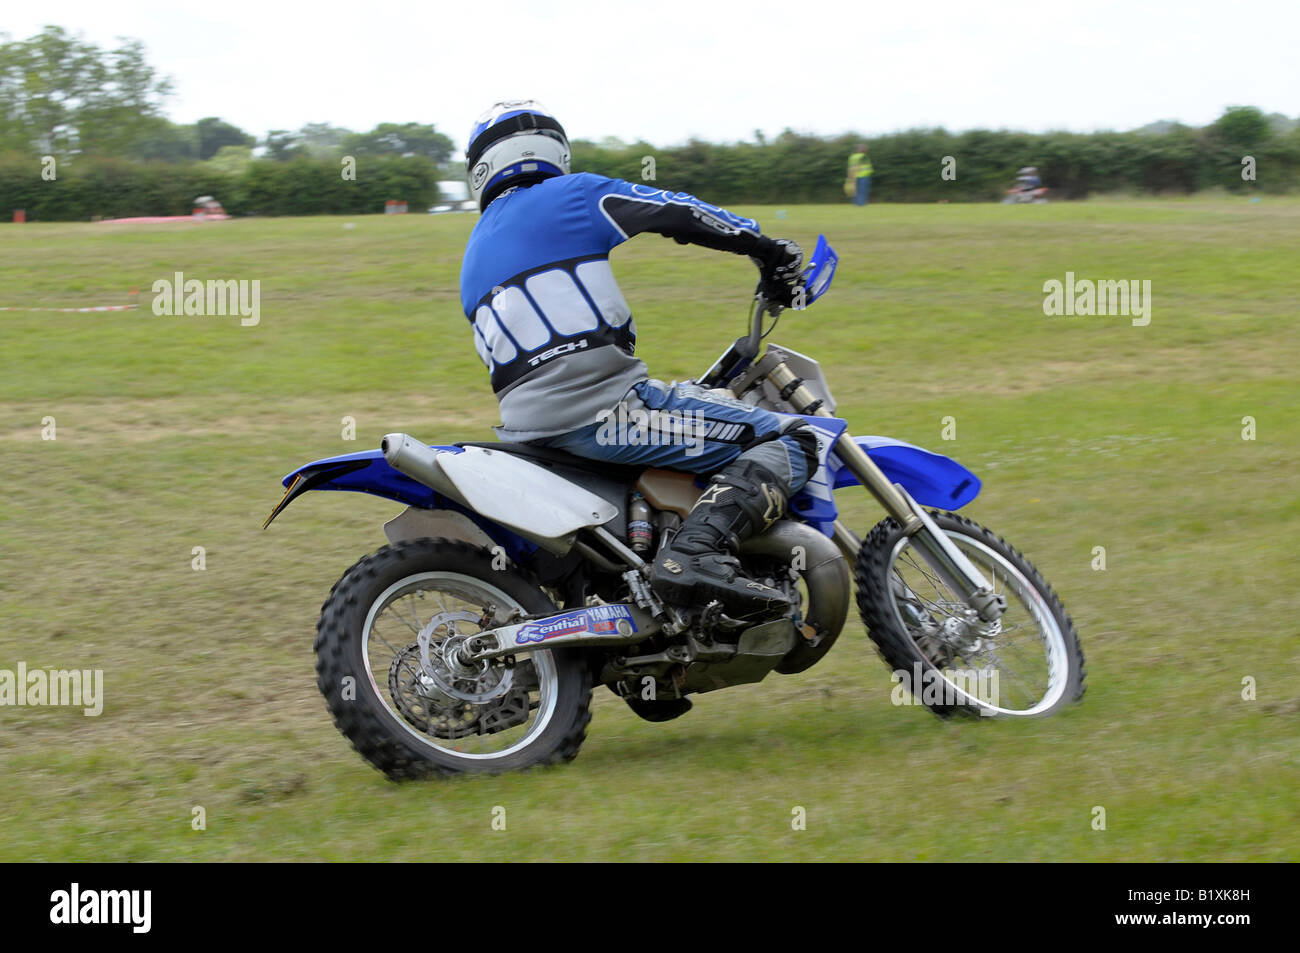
[466,100,570,211]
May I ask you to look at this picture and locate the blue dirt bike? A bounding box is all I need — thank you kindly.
[265,237,1084,778]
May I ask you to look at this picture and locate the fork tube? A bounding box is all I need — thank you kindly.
[831,521,862,560]
[765,362,919,530]
[766,361,1003,621]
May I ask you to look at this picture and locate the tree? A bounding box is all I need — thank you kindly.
[341,122,454,162]
[205,144,253,177]
[1210,106,1271,150]
[0,26,172,156]
[296,122,352,158]
[195,117,255,160]
[263,129,303,161]
[130,118,198,162]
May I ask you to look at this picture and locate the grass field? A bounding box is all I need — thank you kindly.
[1,198,1297,861]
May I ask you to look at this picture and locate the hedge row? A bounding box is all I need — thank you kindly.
[0,154,438,221]
[4,122,1297,221]
[572,127,1300,204]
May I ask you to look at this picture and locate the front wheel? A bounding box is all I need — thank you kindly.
[855,512,1085,717]
[314,538,592,779]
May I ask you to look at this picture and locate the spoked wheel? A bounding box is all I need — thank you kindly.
[856,512,1085,718]
[315,538,591,778]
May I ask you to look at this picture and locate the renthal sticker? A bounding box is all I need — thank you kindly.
[515,604,636,644]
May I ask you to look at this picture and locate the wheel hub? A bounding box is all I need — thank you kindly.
[939,608,984,654]
[417,612,514,704]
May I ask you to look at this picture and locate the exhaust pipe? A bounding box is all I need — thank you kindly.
[740,520,850,674]
[381,433,468,506]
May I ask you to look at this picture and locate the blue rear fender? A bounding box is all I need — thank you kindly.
[263,445,540,562]
[277,447,453,507]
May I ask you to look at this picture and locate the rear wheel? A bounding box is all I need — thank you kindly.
[314,538,591,778]
[855,512,1084,717]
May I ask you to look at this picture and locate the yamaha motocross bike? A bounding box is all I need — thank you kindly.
[264,237,1084,778]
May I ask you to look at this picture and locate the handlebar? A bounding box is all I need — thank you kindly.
[697,234,836,389]
[746,283,775,351]
[697,283,774,388]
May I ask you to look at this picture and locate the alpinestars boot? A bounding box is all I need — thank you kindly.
[651,459,790,615]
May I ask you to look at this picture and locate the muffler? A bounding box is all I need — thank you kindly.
[381,432,468,506]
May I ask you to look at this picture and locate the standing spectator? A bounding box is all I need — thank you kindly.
[847,144,873,206]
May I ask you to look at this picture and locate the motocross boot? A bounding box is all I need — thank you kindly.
[650,458,790,616]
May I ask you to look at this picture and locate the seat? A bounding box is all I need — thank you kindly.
[453,442,709,533]
[455,441,645,537]
[456,440,646,483]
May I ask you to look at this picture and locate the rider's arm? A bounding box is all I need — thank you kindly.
[586,175,778,259]
[583,175,799,293]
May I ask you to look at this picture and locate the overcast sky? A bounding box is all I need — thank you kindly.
[6,0,1297,153]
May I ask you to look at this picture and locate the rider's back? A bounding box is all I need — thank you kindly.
[460,173,647,441]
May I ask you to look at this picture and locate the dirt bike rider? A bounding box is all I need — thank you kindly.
[1014,166,1041,193]
[460,101,819,617]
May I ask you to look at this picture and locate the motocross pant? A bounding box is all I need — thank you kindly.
[531,379,818,496]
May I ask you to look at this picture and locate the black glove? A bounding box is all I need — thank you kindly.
[752,237,804,306]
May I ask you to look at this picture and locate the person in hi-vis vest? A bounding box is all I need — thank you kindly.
[846,144,873,206]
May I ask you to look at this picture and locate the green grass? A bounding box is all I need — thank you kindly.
[1,197,1297,861]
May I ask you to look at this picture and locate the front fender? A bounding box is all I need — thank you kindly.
[832,436,980,510]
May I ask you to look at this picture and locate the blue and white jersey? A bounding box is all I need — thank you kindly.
[459,172,765,439]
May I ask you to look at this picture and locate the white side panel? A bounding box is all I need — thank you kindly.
[437,447,617,550]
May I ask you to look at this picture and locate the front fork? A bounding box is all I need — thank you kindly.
[766,363,1006,623]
